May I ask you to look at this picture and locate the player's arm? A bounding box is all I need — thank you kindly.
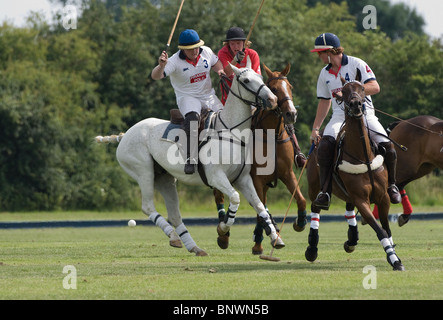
[363,79,380,96]
[212,60,226,77]
[310,98,331,144]
[151,51,168,80]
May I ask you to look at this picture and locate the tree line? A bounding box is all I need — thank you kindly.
[1,0,442,211]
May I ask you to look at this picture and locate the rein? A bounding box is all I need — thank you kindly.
[340,82,376,201]
[373,107,443,138]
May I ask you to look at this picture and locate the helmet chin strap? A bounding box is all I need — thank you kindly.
[328,55,331,64]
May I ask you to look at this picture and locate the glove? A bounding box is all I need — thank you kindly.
[235,50,245,64]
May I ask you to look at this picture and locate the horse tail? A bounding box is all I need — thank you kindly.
[95,133,125,144]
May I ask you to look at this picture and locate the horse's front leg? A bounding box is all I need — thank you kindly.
[344,202,359,253]
[279,171,307,232]
[234,173,284,249]
[207,171,241,250]
[356,198,404,271]
[305,203,321,262]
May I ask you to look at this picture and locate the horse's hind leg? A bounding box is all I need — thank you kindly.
[118,156,178,247]
[280,171,307,232]
[398,188,412,226]
[155,173,207,256]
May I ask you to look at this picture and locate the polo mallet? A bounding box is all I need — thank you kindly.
[164,0,185,53]
[260,142,316,262]
[243,0,265,52]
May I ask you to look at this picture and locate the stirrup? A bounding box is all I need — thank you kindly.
[294,152,307,168]
[184,158,197,174]
[313,192,331,210]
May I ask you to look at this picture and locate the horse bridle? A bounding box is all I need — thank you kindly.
[266,76,293,107]
[341,81,366,118]
[220,72,269,110]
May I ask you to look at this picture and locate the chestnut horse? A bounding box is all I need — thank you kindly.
[305,76,404,271]
[373,115,443,226]
[215,64,307,254]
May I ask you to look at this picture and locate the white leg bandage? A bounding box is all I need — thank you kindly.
[345,210,357,227]
[259,211,276,235]
[176,223,197,252]
[225,203,239,227]
[310,212,320,229]
[149,212,174,237]
[381,238,399,265]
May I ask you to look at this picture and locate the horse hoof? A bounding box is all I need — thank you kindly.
[271,237,285,249]
[392,261,405,271]
[398,214,410,227]
[293,217,307,232]
[217,235,229,249]
[216,224,229,249]
[305,246,318,262]
[344,241,356,253]
[191,246,208,257]
[252,244,263,255]
[169,239,183,248]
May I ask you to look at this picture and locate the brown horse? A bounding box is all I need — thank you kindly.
[372,115,443,226]
[305,76,405,271]
[215,63,307,254]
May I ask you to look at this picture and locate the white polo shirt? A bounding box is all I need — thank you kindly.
[316,54,389,143]
[164,46,220,100]
[316,54,376,117]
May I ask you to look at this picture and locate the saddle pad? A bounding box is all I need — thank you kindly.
[161,122,182,142]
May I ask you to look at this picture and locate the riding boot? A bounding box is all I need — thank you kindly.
[313,135,336,210]
[286,124,306,168]
[183,111,200,174]
[380,141,401,204]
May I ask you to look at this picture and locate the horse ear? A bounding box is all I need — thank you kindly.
[281,63,291,76]
[340,75,346,86]
[262,63,273,79]
[356,68,362,82]
[229,63,241,75]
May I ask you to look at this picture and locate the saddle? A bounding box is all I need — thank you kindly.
[169,108,213,132]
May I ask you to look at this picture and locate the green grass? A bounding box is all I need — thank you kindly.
[0,220,442,300]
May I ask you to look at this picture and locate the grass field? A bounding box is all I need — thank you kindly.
[0,219,442,301]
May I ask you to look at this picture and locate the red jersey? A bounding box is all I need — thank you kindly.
[217,45,261,104]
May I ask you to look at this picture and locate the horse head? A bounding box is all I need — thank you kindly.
[263,63,298,125]
[230,58,278,110]
[336,75,366,118]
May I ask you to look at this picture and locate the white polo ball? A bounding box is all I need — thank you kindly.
[128,219,136,227]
